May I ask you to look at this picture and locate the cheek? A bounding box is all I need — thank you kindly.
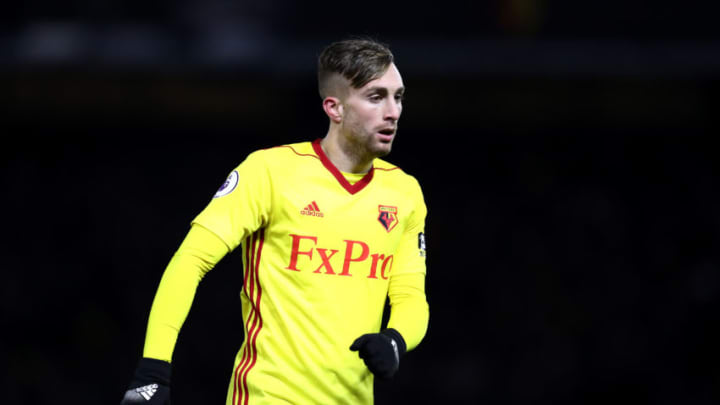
[361,106,381,122]
[343,113,366,135]
[348,108,372,125]
[343,103,379,132]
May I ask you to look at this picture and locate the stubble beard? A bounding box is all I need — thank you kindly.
[373,139,393,158]
[342,129,393,165]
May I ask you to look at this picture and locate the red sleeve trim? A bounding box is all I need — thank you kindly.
[311,139,374,195]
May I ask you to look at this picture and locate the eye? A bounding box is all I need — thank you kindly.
[369,94,382,102]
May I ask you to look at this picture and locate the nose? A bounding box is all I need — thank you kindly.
[384,99,401,122]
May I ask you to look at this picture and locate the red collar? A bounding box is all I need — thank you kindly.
[312,139,374,195]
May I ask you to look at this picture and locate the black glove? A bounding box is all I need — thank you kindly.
[350,328,407,379]
[120,358,171,404]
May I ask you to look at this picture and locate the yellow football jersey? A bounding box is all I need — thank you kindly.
[191,139,428,405]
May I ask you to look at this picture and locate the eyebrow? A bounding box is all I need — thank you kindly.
[364,86,405,95]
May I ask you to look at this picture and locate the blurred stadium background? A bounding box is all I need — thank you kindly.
[2,1,720,404]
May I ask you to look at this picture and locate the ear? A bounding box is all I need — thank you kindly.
[322,97,343,123]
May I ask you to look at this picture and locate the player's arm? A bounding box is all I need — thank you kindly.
[385,180,429,349]
[121,224,228,403]
[121,151,272,403]
[386,266,429,351]
[143,223,229,361]
[351,179,429,379]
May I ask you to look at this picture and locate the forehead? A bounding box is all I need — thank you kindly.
[357,63,404,92]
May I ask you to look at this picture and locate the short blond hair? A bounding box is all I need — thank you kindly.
[317,38,394,99]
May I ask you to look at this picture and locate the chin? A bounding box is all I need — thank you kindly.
[372,143,393,158]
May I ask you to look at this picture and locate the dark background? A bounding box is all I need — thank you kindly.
[3,1,720,404]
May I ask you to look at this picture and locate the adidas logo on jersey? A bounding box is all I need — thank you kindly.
[300,201,324,217]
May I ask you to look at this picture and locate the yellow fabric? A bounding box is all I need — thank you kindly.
[340,169,429,347]
[341,170,366,185]
[386,272,429,350]
[143,224,229,361]
[145,140,428,405]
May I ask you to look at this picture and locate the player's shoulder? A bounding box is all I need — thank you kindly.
[374,158,422,188]
[241,141,316,167]
[259,141,315,158]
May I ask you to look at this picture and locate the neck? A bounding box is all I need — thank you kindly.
[321,128,374,173]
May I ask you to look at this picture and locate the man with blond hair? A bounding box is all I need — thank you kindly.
[121,38,429,405]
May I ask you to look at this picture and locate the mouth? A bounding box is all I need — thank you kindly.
[376,128,396,142]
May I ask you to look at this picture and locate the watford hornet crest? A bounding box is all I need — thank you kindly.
[378,205,398,232]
